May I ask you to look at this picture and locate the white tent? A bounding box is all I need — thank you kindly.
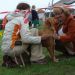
[64,3,75,9]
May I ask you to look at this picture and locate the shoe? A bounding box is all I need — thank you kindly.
[2,55,17,68]
[31,59,47,64]
[2,61,17,68]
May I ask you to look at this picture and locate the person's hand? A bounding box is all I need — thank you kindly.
[54,33,67,40]
[53,34,60,40]
[61,33,66,36]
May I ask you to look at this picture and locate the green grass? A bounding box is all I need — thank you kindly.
[1,52,75,75]
[0,30,75,75]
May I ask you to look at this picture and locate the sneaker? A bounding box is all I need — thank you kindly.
[2,55,17,68]
[31,59,47,64]
[2,61,17,68]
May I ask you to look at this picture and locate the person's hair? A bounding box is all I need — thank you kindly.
[53,7,71,17]
[16,3,30,10]
[32,5,35,9]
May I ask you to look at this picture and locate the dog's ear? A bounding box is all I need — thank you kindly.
[44,18,51,28]
[45,18,51,25]
[45,18,56,27]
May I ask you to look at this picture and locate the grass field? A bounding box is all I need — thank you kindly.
[0,30,75,75]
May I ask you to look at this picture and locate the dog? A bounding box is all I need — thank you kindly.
[39,17,58,62]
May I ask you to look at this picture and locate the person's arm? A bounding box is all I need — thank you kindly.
[15,17,50,44]
[20,23,41,44]
[35,10,39,20]
[57,19,75,42]
[2,16,8,29]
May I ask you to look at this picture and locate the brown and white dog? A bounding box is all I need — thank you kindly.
[39,17,58,62]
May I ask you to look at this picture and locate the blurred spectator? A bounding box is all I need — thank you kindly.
[31,5,39,28]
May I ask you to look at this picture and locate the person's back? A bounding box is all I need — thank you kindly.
[2,16,24,53]
[2,10,25,29]
[31,5,39,28]
[31,9,39,21]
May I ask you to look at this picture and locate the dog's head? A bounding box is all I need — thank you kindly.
[45,17,55,27]
[44,17,56,32]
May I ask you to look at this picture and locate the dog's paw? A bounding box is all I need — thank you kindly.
[53,58,59,62]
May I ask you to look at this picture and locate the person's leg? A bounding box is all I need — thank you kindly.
[55,40,68,54]
[20,45,31,65]
[2,55,17,67]
[65,42,75,55]
[2,44,29,67]
[32,20,38,28]
[55,40,75,56]
[2,50,17,68]
[34,20,39,28]
[30,28,46,64]
[30,44,46,64]
[12,45,29,66]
